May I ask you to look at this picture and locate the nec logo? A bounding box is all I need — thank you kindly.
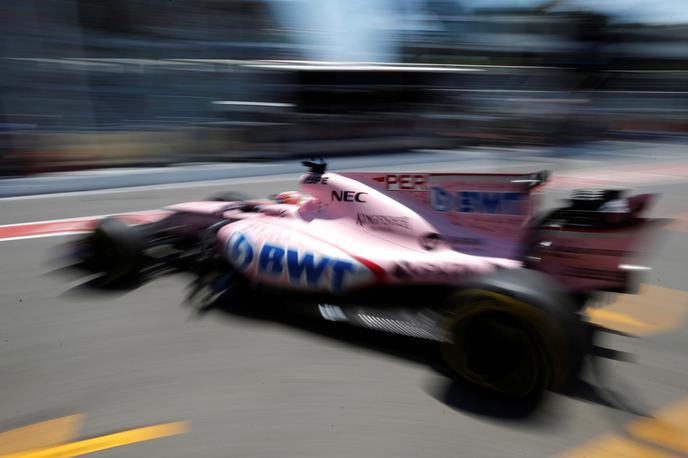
[331,191,367,202]
[385,174,426,191]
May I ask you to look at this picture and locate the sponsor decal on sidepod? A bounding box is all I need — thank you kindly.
[392,260,470,280]
[227,232,363,292]
[356,213,409,229]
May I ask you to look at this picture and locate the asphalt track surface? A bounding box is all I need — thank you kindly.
[2,142,688,457]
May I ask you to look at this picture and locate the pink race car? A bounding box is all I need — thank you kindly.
[70,161,662,399]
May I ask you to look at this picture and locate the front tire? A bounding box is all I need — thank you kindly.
[85,217,144,284]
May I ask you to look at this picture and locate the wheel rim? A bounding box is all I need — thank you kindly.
[445,305,546,399]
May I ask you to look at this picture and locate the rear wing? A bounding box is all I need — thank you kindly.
[340,171,550,259]
[527,191,667,293]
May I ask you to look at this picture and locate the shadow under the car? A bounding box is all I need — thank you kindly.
[190,289,650,424]
[55,268,652,423]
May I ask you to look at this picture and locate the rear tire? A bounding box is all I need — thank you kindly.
[440,269,589,399]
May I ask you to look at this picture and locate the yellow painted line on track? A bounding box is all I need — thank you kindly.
[558,433,681,458]
[563,284,688,457]
[0,421,189,458]
[586,284,688,336]
[587,308,655,333]
[0,415,84,455]
[666,213,688,233]
[628,398,688,455]
[558,397,688,457]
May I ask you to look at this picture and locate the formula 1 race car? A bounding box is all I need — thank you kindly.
[68,161,662,399]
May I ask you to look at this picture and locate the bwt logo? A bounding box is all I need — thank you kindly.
[227,232,254,270]
[431,187,526,215]
[227,232,358,292]
[331,190,367,202]
[385,174,426,191]
[258,244,356,292]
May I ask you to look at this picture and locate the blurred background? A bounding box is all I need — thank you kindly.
[1,0,687,175]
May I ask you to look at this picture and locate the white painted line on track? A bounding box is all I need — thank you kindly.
[0,231,89,242]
